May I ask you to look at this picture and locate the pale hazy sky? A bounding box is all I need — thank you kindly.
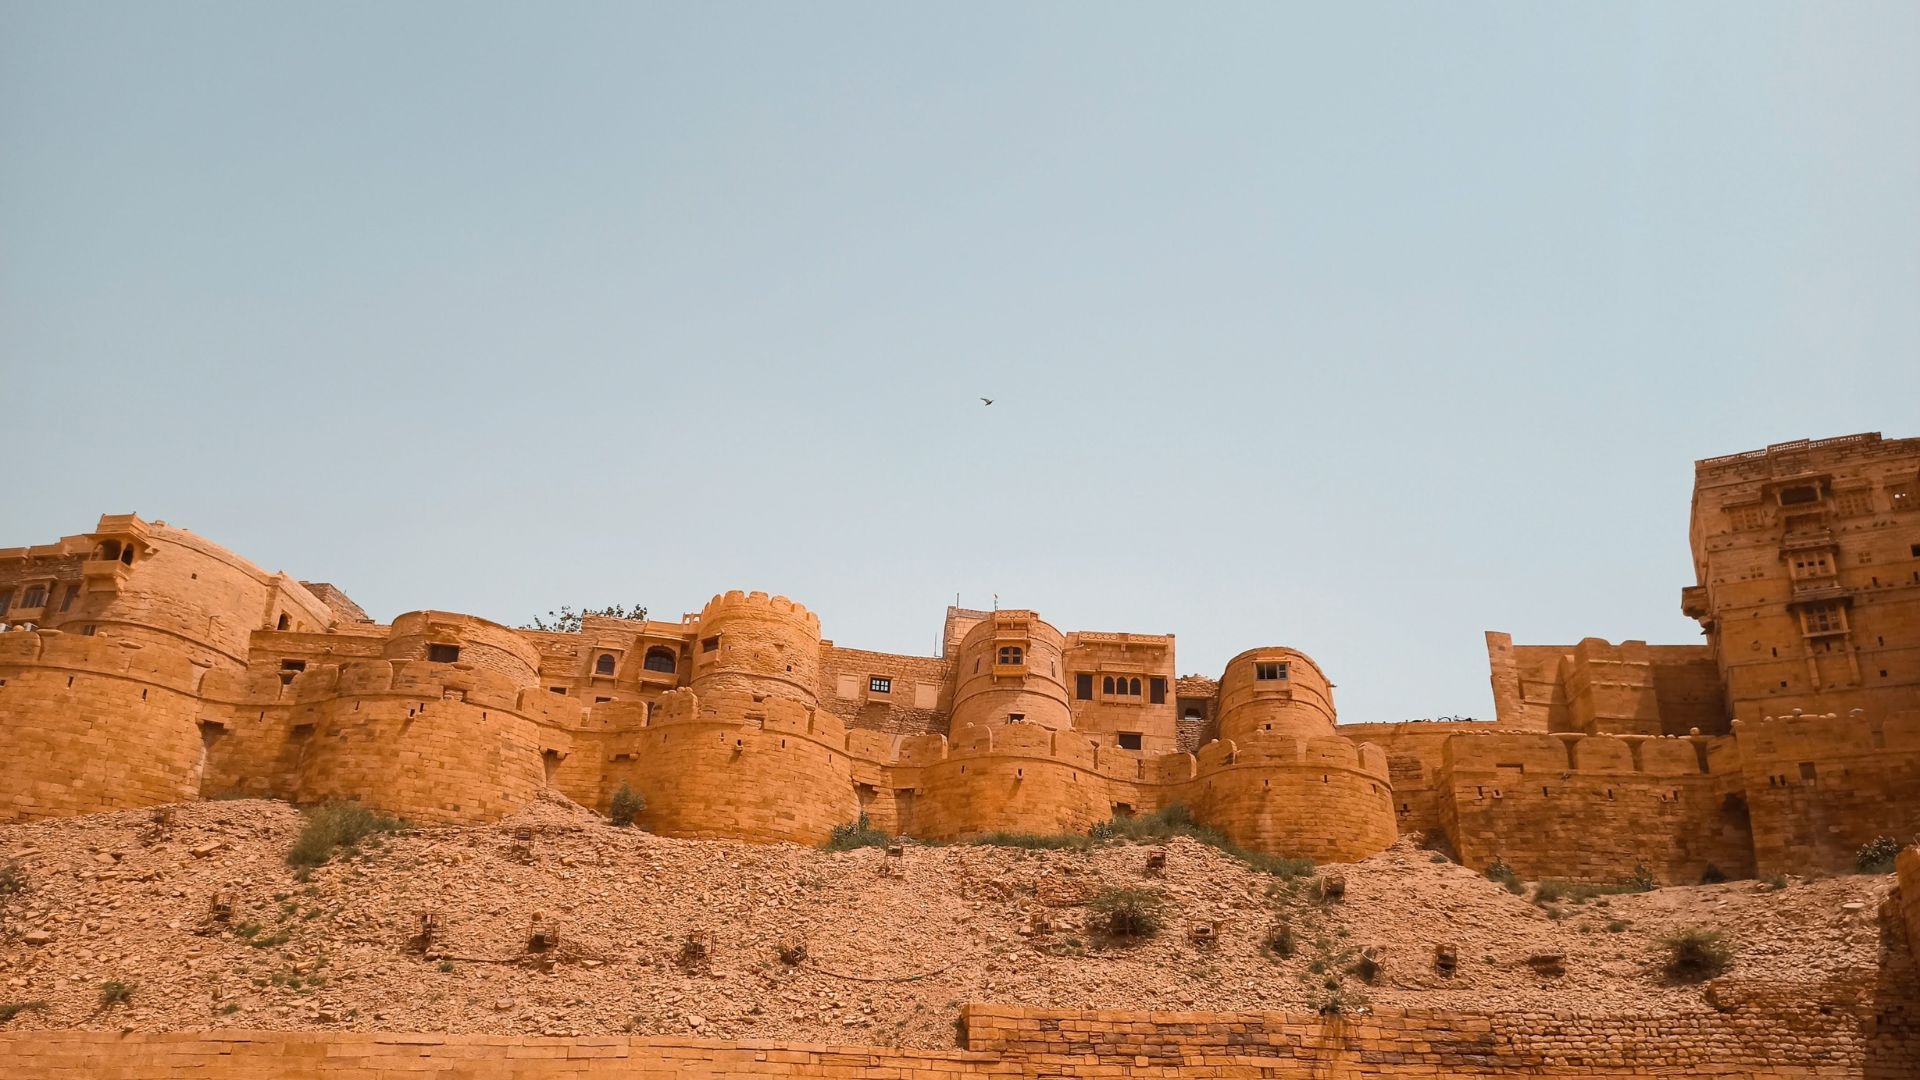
[3,3,1916,724]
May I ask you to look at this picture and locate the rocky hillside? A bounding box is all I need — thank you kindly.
[0,795,1901,1049]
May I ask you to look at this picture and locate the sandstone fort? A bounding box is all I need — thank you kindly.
[1,431,1917,1078]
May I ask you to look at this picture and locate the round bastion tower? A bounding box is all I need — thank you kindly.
[949,611,1072,732]
[689,591,822,705]
[1215,647,1337,741]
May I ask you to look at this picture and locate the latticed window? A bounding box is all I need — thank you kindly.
[869,676,891,695]
[997,646,1023,665]
[1833,489,1874,517]
[1725,503,1766,531]
[1790,552,1834,579]
[1801,603,1846,635]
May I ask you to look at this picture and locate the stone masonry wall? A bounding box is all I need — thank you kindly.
[0,631,210,823]
[1438,732,1755,884]
[1735,711,1920,876]
[4,993,1916,1079]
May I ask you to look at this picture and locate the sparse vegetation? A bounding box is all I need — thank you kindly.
[97,981,135,1009]
[1856,836,1902,874]
[0,1000,48,1023]
[1091,806,1313,878]
[1762,874,1788,890]
[1605,920,1628,933]
[608,784,645,828]
[969,832,1094,851]
[1089,887,1164,940]
[521,604,648,633]
[1661,928,1732,982]
[437,960,455,973]
[0,859,23,896]
[287,802,403,869]
[822,814,890,852]
[1625,863,1657,892]
[1484,858,1523,894]
[1533,876,1654,907]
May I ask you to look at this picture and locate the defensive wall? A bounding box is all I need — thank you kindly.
[1900,845,1920,968]
[2,990,1915,1079]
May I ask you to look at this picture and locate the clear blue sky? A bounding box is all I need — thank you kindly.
[3,3,1916,723]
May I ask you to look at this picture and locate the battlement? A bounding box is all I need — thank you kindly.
[0,628,207,694]
[699,590,821,631]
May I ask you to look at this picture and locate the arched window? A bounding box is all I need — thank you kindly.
[120,546,134,565]
[998,645,1023,665]
[643,646,676,673]
[276,613,290,631]
[595,653,616,676]
[1102,675,1115,694]
[1129,677,1141,696]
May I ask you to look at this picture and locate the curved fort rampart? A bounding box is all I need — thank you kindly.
[4,491,1916,879]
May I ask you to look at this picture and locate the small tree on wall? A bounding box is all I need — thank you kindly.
[521,604,648,633]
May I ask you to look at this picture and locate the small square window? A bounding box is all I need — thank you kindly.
[427,644,461,663]
[549,686,568,695]
[869,676,892,695]
[701,636,720,653]
[1008,712,1025,724]
[1117,732,1143,751]
[595,696,612,704]
[1255,661,1288,681]
[280,659,307,671]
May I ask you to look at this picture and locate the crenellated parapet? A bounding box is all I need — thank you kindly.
[689,591,823,706]
[1178,731,1396,862]
[0,629,213,822]
[1433,730,1752,883]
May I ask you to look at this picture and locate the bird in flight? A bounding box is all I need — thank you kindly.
[980,397,994,406]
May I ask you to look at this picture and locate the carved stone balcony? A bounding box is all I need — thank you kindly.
[1680,586,1710,619]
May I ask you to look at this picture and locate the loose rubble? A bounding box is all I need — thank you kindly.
[0,795,1894,1049]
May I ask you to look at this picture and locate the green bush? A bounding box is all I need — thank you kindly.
[97,981,135,1009]
[1856,836,1902,874]
[1626,864,1657,892]
[1484,858,1523,894]
[822,814,889,852]
[0,1000,48,1023]
[1661,928,1731,982]
[286,802,404,869]
[1534,875,1656,906]
[1090,887,1164,939]
[1761,874,1788,890]
[0,859,23,896]
[608,784,645,828]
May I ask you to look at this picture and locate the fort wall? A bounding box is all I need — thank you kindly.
[949,611,1071,733]
[619,688,857,845]
[1340,721,1496,842]
[0,631,210,822]
[1733,710,1920,875]
[689,592,823,705]
[1436,732,1755,883]
[1178,733,1396,862]
[4,990,1915,1080]
[1215,647,1335,742]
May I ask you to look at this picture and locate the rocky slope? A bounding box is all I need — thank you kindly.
[0,795,1899,1048]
